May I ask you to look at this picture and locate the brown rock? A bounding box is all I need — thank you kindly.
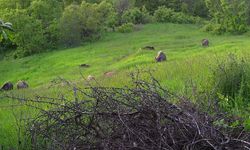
[104,71,115,77]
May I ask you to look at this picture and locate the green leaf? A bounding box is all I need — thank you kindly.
[2,30,8,40]
[2,24,14,31]
[0,35,3,42]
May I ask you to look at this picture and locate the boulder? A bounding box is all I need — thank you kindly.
[1,82,13,91]
[155,51,166,62]
[202,39,209,47]
[16,81,29,89]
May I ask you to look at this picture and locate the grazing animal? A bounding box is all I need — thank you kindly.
[87,75,95,81]
[155,51,167,62]
[80,64,90,68]
[16,81,29,89]
[142,46,155,50]
[1,82,13,91]
[202,39,209,47]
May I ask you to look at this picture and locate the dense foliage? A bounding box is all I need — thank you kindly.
[0,0,249,57]
[213,54,250,114]
[204,0,248,34]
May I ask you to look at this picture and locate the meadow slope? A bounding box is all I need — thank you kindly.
[1,23,250,88]
[0,23,250,148]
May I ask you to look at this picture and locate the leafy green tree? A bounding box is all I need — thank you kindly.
[205,0,248,34]
[135,0,182,13]
[59,4,82,46]
[121,7,151,24]
[0,0,32,9]
[29,0,63,26]
[59,1,116,46]
[97,1,118,30]
[29,0,63,48]
[62,0,83,6]
[192,0,208,18]
[10,10,46,57]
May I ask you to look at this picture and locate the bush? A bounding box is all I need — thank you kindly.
[11,10,46,57]
[205,0,248,34]
[203,23,226,35]
[45,19,60,49]
[97,1,118,31]
[59,4,82,46]
[154,6,174,23]
[172,12,194,24]
[154,6,200,24]
[117,23,134,33]
[59,1,116,47]
[213,54,250,108]
[121,7,152,24]
[0,9,46,57]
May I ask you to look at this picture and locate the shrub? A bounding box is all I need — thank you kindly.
[154,6,200,24]
[97,1,118,30]
[117,22,134,33]
[59,1,116,47]
[59,4,83,46]
[213,54,250,108]
[45,19,60,49]
[205,0,248,34]
[1,9,46,57]
[121,7,152,24]
[203,23,226,35]
[172,12,193,24]
[11,10,46,57]
[154,6,174,23]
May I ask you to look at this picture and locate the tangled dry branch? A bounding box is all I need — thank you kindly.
[3,74,250,150]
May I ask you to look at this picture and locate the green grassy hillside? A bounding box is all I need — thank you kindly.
[1,23,249,88]
[1,23,250,148]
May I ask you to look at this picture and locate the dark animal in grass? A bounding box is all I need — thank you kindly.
[80,64,90,68]
[16,81,29,89]
[1,82,13,91]
[142,46,155,50]
[202,39,209,47]
[155,51,166,62]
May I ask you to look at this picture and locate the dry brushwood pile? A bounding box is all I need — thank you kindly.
[5,75,250,150]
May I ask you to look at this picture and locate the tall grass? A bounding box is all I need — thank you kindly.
[213,54,250,117]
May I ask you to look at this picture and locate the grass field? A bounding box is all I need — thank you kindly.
[1,23,250,148]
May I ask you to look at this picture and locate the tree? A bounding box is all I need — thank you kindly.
[10,10,46,57]
[59,1,116,46]
[0,0,32,9]
[135,0,182,13]
[205,0,248,34]
[29,0,63,48]
[59,4,82,46]
[29,0,63,27]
